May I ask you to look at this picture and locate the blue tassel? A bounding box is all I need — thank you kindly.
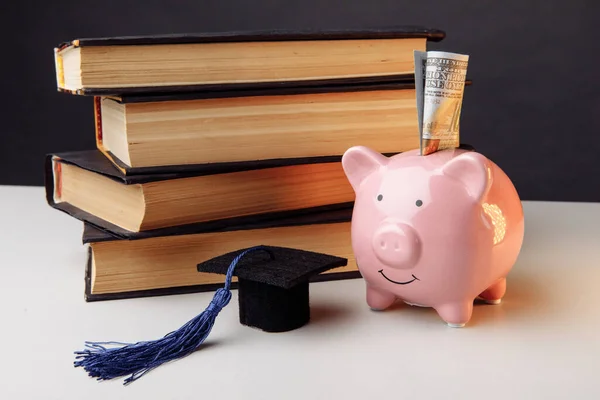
[74,246,271,385]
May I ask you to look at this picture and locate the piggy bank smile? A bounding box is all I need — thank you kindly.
[378,270,420,285]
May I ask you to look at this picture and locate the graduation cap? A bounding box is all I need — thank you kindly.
[197,245,347,332]
[74,245,347,384]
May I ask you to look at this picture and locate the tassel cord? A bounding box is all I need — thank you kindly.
[74,246,272,385]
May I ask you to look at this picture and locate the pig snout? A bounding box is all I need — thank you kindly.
[372,222,421,269]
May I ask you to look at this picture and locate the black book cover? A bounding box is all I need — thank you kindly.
[58,26,445,49]
[48,148,348,185]
[75,76,427,96]
[99,145,392,177]
[110,79,422,104]
[79,204,354,243]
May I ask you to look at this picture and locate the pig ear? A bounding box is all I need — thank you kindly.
[441,152,492,201]
[342,146,387,191]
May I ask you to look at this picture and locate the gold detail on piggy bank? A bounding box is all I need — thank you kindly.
[483,203,506,245]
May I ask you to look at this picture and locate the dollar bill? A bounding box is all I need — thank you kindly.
[415,51,469,155]
[413,50,427,155]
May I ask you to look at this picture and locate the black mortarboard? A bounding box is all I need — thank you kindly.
[197,245,348,332]
[74,245,347,385]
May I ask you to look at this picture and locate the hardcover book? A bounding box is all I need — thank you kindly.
[53,26,445,95]
[81,207,357,301]
[93,81,430,172]
[45,150,354,232]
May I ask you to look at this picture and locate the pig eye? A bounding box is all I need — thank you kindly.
[377,194,383,201]
[416,200,423,207]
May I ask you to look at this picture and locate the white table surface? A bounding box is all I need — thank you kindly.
[1,185,599,399]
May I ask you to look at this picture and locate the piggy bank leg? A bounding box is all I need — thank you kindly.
[434,301,473,328]
[478,278,506,305]
[366,285,396,311]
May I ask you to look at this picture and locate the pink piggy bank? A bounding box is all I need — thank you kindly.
[342,146,524,327]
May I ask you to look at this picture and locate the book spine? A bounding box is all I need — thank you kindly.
[53,158,63,200]
[53,48,65,89]
[93,97,129,175]
[93,97,103,144]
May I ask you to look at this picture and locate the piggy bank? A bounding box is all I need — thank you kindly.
[341,146,524,327]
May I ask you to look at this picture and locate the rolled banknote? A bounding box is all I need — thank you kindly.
[414,50,426,146]
[415,51,469,155]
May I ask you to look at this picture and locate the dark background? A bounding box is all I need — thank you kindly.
[2,0,599,201]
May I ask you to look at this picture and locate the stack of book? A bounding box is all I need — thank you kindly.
[46,27,446,301]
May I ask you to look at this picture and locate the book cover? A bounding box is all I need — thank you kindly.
[55,26,445,95]
[77,202,354,242]
[105,79,421,104]
[58,26,445,49]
